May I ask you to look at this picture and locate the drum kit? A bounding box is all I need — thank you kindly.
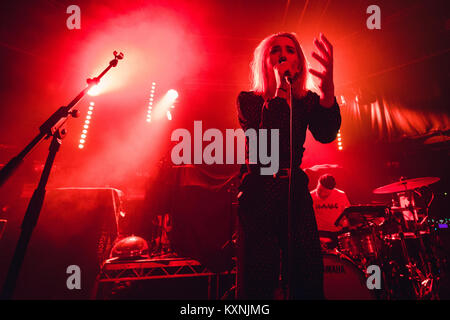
[322,176,445,300]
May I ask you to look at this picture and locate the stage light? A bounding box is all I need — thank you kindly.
[337,130,343,151]
[167,89,178,100]
[150,88,178,121]
[146,82,157,123]
[79,101,96,150]
[88,85,101,96]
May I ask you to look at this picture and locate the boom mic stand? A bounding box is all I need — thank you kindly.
[0,51,124,300]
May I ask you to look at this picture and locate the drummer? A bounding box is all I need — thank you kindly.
[311,174,351,234]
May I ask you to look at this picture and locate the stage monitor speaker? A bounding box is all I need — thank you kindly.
[10,187,122,299]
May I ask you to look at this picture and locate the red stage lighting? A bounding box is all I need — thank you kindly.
[167,89,178,100]
[337,130,343,151]
[88,85,101,96]
[146,82,157,123]
[152,89,178,121]
[79,102,95,149]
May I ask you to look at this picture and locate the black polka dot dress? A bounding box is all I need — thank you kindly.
[235,91,341,299]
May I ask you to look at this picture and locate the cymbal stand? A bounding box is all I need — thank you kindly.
[411,190,439,299]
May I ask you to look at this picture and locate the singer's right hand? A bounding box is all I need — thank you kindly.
[267,36,301,99]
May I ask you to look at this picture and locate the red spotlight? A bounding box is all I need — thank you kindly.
[152,89,178,121]
[88,85,101,96]
[167,89,178,100]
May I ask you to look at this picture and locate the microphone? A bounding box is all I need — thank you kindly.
[278,57,292,83]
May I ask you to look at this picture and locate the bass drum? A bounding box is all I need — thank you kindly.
[323,252,377,300]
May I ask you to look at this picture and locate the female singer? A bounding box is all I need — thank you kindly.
[236,32,341,299]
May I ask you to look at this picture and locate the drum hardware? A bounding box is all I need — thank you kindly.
[216,175,444,299]
[149,213,175,258]
[372,176,442,299]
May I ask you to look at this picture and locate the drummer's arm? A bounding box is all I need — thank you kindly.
[340,217,350,228]
[339,193,351,228]
[344,192,351,209]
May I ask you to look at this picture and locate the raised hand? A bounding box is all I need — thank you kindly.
[309,33,335,108]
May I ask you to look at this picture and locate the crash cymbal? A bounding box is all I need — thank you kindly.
[373,177,440,194]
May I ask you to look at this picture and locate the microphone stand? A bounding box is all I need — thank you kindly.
[286,76,294,300]
[0,51,124,300]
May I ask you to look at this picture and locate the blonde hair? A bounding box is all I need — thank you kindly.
[250,32,308,98]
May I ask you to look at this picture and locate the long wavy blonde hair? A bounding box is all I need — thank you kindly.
[250,32,309,98]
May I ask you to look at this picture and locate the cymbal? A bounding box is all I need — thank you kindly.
[373,177,440,194]
[305,164,343,172]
